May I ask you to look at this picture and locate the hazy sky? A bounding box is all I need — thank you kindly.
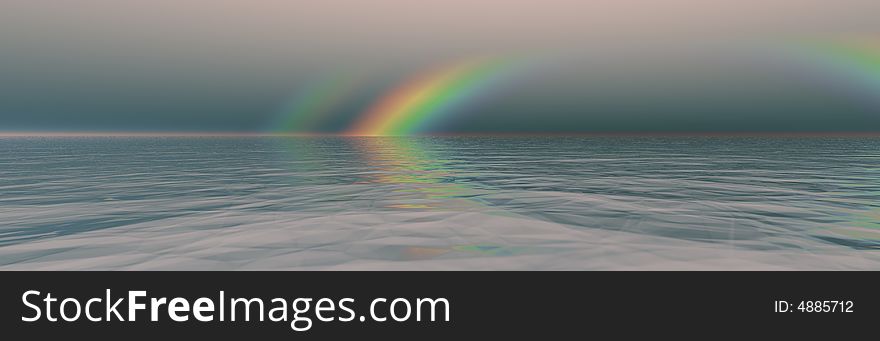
[1,0,878,133]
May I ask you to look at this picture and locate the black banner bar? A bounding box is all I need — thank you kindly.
[1,272,876,338]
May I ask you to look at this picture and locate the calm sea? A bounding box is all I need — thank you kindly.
[1,136,878,269]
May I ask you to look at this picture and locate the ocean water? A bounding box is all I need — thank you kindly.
[1,136,878,270]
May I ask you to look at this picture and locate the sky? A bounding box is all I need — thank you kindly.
[0,0,878,134]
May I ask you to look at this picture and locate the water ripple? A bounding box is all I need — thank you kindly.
[0,136,878,269]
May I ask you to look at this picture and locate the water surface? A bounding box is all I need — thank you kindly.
[1,136,878,269]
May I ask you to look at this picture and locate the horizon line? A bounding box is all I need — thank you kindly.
[1,131,879,137]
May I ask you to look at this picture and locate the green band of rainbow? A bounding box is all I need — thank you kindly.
[348,57,519,136]
[798,37,880,97]
[272,74,362,133]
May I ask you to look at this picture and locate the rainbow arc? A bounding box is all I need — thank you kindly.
[347,57,520,136]
[794,36,880,103]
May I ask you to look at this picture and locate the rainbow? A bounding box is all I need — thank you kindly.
[794,37,880,102]
[347,57,521,136]
[271,73,363,134]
